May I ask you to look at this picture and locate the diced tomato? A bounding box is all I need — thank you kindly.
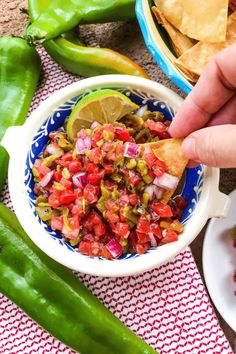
[102,142,114,152]
[68,216,80,230]
[91,210,103,225]
[37,165,51,179]
[90,242,101,256]
[106,200,119,213]
[78,241,92,256]
[137,232,150,244]
[113,222,130,239]
[83,184,99,204]
[92,128,103,144]
[136,218,150,235]
[88,147,102,164]
[152,202,173,218]
[68,160,82,174]
[115,143,124,158]
[54,170,62,182]
[102,245,113,259]
[87,169,105,185]
[129,194,139,206]
[115,127,132,142]
[51,216,63,231]
[60,178,73,189]
[48,193,61,208]
[150,223,162,239]
[104,211,119,224]
[161,229,178,244]
[143,147,157,169]
[94,222,106,238]
[104,180,117,190]
[104,124,115,133]
[62,152,73,162]
[103,163,115,174]
[59,190,76,205]
[145,120,167,134]
[127,171,142,185]
[87,162,99,174]
[152,159,167,177]
[136,243,150,254]
[119,195,130,207]
[71,203,82,216]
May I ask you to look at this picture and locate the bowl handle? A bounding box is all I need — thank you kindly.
[1,126,25,156]
[208,190,230,218]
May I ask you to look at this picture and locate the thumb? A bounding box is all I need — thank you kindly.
[181,125,236,168]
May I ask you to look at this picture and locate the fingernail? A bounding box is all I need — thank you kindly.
[182,138,197,159]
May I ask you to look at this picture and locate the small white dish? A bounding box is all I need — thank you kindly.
[203,189,236,332]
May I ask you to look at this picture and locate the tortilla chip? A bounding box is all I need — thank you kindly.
[175,11,236,76]
[142,139,188,204]
[153,0,183,29]
[180,0,228,42]
[154,0,228,43]
[152,6,196,57]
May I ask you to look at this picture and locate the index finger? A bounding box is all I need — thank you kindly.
[169,43,236,138]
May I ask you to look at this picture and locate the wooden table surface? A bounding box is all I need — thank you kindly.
[1,1,236,352]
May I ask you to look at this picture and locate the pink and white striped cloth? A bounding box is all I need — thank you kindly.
[0,49,233,354]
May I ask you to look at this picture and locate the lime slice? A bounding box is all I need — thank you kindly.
[66,89,139,140]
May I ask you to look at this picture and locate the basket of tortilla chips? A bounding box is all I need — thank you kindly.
[136,0,236,93]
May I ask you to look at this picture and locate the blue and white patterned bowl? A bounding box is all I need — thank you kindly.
[136,0,193,94]
[1,75,229,277]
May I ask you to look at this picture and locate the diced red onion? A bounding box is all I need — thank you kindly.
[90,121,101,129]
[72,172,88,189]
[148,232,158,247]
[46,144,62,155]
[76,136,92,154]
[39,171,54,187]
[136,105,148,117]
[153,172,179,190]
[123,142,140,158]
[106,239,123,258]
[144,185,164,201]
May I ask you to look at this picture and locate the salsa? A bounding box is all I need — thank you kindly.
[33,110,186,259]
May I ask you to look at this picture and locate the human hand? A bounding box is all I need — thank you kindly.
[169,43,236,168]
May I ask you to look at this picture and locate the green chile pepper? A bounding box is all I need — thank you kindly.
[28,0,148,78]
[0,36,40,193]
[26,0,136,43]
[0,203,157,354]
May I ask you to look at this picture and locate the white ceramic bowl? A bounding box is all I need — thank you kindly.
[1,75,230,277]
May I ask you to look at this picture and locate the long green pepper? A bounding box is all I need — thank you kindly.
[0,203,157,354]
[28,0,148,78]
[0,37,40,193]
[26,0,136,43]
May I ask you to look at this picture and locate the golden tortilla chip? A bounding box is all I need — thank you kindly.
[152,6,196,57]
[154,0,228,43]
[180,0,228,42]
[175,11,236,76]
[153,0,183,29]
[142,138,188,204]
